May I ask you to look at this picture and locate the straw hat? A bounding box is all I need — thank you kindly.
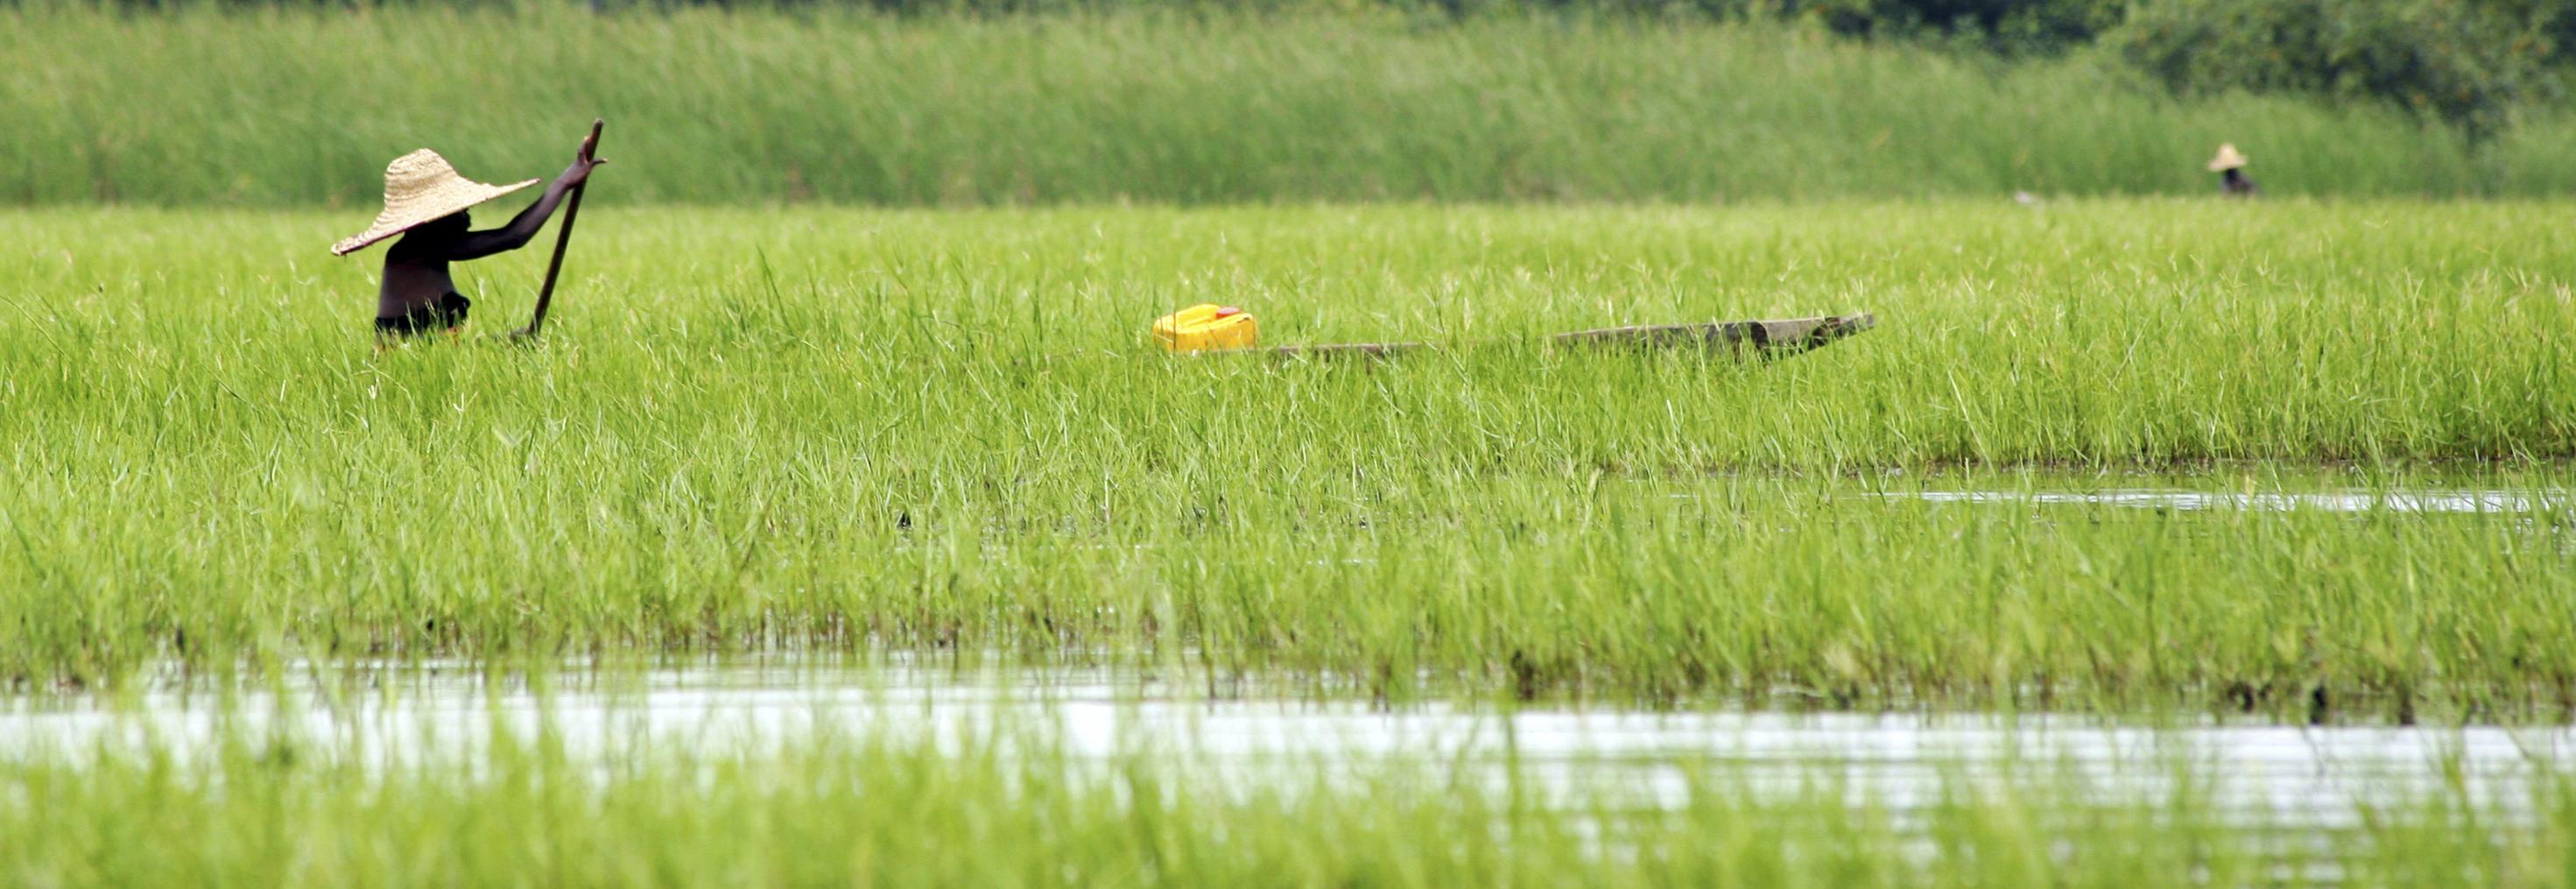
[2206,143,2249,173]
[331,149,538,256]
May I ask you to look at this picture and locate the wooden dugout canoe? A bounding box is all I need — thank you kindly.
[1264,314,1876,360]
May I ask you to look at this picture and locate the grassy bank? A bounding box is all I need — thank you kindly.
[3,201,2572,711]
[5,5,2575,206]
[4,725,2569,886]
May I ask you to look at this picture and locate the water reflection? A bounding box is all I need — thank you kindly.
[3,664,2566,826]
[1882,489,2562,513]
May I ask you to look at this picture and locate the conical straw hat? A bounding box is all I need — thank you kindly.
[331,149,538,256]
[2206,143,2249,172]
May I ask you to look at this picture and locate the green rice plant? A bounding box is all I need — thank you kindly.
[1,201,2572,714]
[0,718,2569,887]
[4,4,2572,205]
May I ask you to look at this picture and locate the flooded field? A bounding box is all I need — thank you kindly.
[9,201,2576,883]
[1877,487,2566,514]
[6,662,2572,831]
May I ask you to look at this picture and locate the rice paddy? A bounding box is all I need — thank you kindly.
[11,666,2576,887]
[14,716,2576,888]
[4,199,2572,710]
[9,14,2576,871]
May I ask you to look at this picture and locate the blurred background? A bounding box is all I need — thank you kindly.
[5,0,2572,206]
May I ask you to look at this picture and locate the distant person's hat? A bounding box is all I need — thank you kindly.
[331,149,539,256]
[2206,143,2249,173]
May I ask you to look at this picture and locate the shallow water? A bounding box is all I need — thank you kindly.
[10,476,2572,829]
[1881,488,2565,514]
[4,663,2567,827]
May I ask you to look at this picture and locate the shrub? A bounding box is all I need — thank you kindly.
[2111,0,2569,138]
[1792,0,2122,53]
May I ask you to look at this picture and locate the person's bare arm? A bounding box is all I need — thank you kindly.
[444,157,602,261]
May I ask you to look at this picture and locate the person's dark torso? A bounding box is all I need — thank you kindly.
[377,233,470,334]
[2221,169,2259,197]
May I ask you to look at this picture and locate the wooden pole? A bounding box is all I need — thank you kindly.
[515,119,602,341]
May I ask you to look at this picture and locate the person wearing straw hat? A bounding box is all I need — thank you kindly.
[2206,144,2258,198]
[332,145,601,338]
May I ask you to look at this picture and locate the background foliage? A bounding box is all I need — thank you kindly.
[4,4,2573,207]
[2115,0,2570,138]
[32,0,2570,141]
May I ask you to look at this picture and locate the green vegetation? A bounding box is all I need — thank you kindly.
[2114,0,2570,138]
[4,723,2571,887]
[4,201,2571,716]
[11,4,2572,879]
[7,5,2576,207]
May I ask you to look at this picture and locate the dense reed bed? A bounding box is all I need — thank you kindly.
[6,4,2576,205]
[4,201,2573,713]
[4,724,2571,886]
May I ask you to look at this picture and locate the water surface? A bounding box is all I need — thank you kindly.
[5,663,2565,827]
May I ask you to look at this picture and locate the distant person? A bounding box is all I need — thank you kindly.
[2206,144,2258,198]
[331,145,600,338]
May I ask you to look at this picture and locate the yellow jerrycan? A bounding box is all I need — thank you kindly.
[1151,304,1258,353]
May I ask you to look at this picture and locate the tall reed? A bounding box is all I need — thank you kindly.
[4,4,2572,205]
